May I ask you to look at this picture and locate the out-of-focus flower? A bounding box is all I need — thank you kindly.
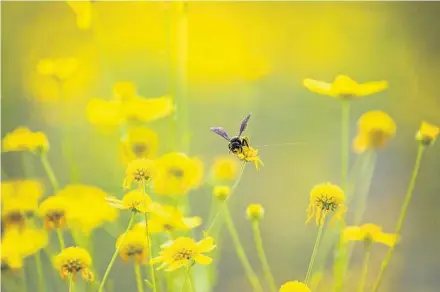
[113,81,137,102]
[1,180,44,230]
[246,204,264,221]
[1,227,48,270]
[153,153,203,196]
[37,58,78,81]
[133,205,202,234]
[54,246,93,281]
[2,127,49,153]
[66,1,92,30]
[123,158,155,189]
[279,281,311,292]
[303,75,388,100]
[236,145,263,170]
[212,156,239,181]
[213,185,231,201]
[38,196,69,230]
[56,185,119,234]
[415,121,439,146]
[151,236,215,271]
[353,111,396,153]
[343,224,397,247]
[116,230,148,264]
[106,190,157,214]
[122,95,174,123]
[307,182,345,226]
[120,127,159,164]
[86,98,124,127]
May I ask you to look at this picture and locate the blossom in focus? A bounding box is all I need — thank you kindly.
[303,75,388,100]
[37,58,78,81]
[211,156,239,181]
[151,236,215,271]
[153,153,203,196]
[353,111,396,153]
[343,224,397,247]
[54,246,93,281]
[236,144,264,170]
[415,121,439,146]
[106,189,158,214]
[279,281,311,292]
[123,158,155,189]
[120,126,159,164]
[307,182,345,226]
[2,127,49,153]
[116,230,148,264]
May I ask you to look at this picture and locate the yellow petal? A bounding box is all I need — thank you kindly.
[182,216,202,229]
[193,254,213,265]
[303,79,333,96]
[150,256,164,265]
[357,81,388,97]
[197,237,216,253]
[342,226,362,242]
[374,232,398,247]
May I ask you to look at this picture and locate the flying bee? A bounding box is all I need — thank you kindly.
[210,113,252,154]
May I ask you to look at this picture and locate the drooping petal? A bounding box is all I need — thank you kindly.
[182,216,202,229]
[197,237,216,253]
[193,254,213,265]
[374,232,398,247]
[357,81,388,97]
[303,79,333,96]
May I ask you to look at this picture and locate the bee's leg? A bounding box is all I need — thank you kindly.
[242,136,250,147]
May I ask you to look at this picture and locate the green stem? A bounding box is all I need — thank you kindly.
[305,217,326,284]
[372,145,425,292]
[341,100,350,193]
[99,213,136,292]
[35,251,45,292]
[358,245,371,292]
[69,274,74,292]
[145,213,157,292]
[252,221,277,292]
[40,153,60,192]
[224,205,263,292]
[135,264,145,292]
[57,229,65,250]
[204,163,246,235]
[181,266,195,292]
[21,267,28,292]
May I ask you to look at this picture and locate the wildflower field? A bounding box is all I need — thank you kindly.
[1,1,440,292]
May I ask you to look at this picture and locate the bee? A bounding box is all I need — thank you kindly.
[210,113,252,154]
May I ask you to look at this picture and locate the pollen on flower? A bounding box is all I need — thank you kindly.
[415,121,439,146]
[236,145,264,170]
[123,158,155,189]
[116,230,148,265]
[55,247,93,281]
[119,190,153,213]
[307,182,346,226]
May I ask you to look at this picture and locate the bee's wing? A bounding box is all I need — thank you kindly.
[239,113,251,136]
[210,127,231,141]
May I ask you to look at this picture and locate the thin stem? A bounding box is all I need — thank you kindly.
[69,274,74,292]
[145,213,157,292]
[99,213,136,292]
[204,163,246,235]
[135,264,145,292]
[305,218,326,284]
[358,245,371,292]
[341,100,350,193]
[35,251,45,292]
[181,266,195,292]
[224,205,263,292]
[252,221,277,292]
[21,267,27,292]
[40,153,60,192]
[372,145,425,292]
[57,229,66,250]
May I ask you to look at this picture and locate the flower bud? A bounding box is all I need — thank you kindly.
[246,204,264,221]
[213,185,231,201]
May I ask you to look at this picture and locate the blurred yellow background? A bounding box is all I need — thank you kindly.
[1,1,440,292]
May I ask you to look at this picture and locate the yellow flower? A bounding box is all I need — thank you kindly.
[153,153,203,196]
[37,58,78,81]
[113,81,137,102]
[353,111,396,153]
[122,95,174,123]
[343,224,397,247]
[2,127,49,153]
[116,230,148,265]
[1,227,48,270]
[120,127,159,165]
[303,75,388,100]
[236,144,264,170]
[56,185,119,234]
[279,281,311,292]
[246,204,264,221]
[123,158,155,189]
[133,205,202,234]
[86,98,124,128]
[38,196,69,230]
[54,246,93,281]
[151,236,216,271]
[213,185,231,201]
[67,1,92,30]
[2,180,44,229]
[307,182,346,226]
[106,190,156,214]
[416,121,439,146]
[212,156,239,181]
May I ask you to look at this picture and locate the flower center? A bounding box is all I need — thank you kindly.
[133,168,150,182]
[169,168,184,179]
[173,248,194,261]
[126,245,145,256]
[132,143,148,156]
[65,259,84,273]
[315,194,339,211]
